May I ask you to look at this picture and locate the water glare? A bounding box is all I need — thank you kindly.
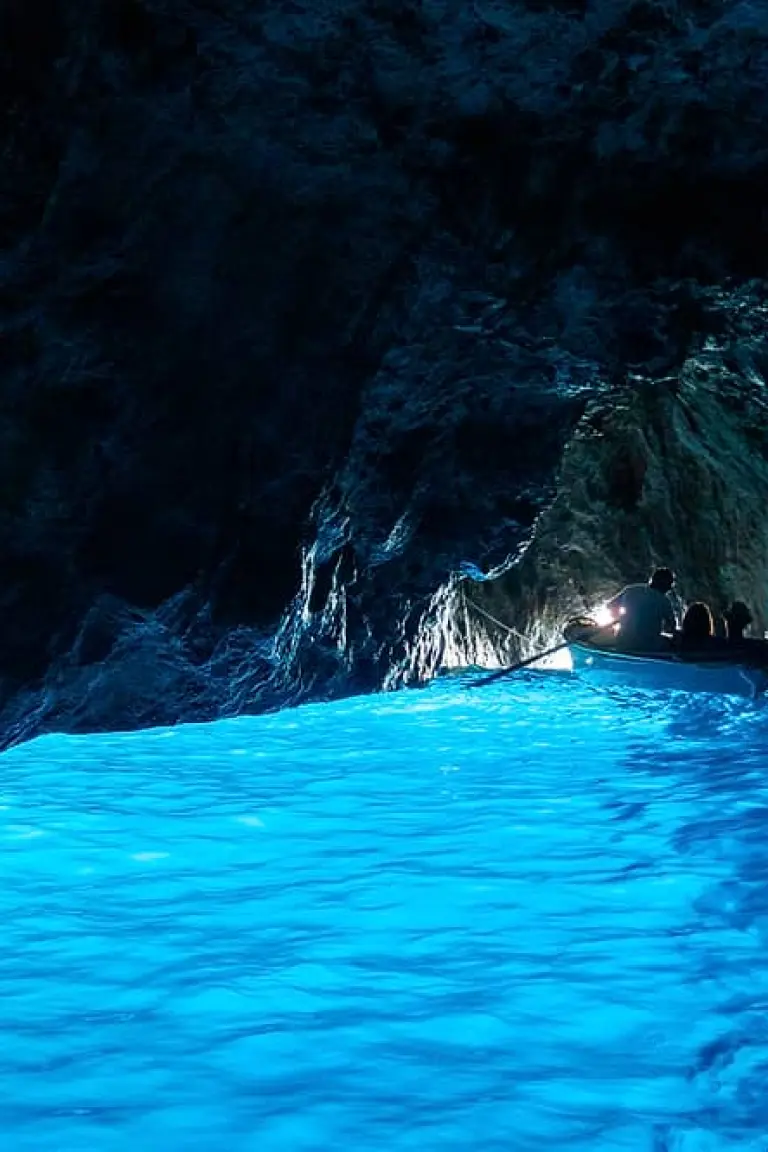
[2,673,768,1150]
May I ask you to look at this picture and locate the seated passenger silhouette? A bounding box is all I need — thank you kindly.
[725,600,753,642]
[677,601,736,659]
[606,567,677,651]
[724,600,768,666]
[680,601,715,650]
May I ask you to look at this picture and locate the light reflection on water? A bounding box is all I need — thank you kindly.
[1,673,768,1150]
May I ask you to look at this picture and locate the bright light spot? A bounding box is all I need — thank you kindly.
[591,603,616,627]
[132,852,170,862]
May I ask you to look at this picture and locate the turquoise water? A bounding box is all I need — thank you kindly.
[2,673,768,1151]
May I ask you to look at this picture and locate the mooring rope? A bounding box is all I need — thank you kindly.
[462,591,526,642]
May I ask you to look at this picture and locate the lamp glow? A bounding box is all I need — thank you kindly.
[591,603,617,628]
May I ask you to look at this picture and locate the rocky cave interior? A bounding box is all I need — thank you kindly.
[1,0,768,745]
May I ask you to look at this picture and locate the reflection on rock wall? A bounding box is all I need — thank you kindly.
[464,290,768,663]
[2,0,768,742]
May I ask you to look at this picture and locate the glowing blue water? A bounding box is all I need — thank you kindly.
[2,673,768,1151]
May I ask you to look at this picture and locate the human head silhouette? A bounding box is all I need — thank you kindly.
[649,567,674,594]
[725,600,752,641]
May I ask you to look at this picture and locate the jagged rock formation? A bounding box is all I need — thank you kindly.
[2,0,768,743]
[464,287,768,664]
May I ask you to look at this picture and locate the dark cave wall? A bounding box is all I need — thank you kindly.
[2,0,768,740]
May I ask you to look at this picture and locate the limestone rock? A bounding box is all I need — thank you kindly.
[2,0,768,741]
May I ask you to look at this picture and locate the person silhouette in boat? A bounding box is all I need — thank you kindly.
[677,601,726,655]
[724,600,768,666]
[725,600,753,643]
[605,567,677,652]
[675,600,768,663]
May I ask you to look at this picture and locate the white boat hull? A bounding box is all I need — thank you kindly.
[568,640,768,700]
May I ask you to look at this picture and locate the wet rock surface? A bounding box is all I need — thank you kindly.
[2,0,768,743]
[465,285,768,664]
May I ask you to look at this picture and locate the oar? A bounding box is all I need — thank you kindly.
[465,621,614,690]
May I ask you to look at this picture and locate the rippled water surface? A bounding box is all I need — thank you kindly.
[3,673,768,1150]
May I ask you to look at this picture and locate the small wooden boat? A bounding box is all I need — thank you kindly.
[564,619,768,700]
